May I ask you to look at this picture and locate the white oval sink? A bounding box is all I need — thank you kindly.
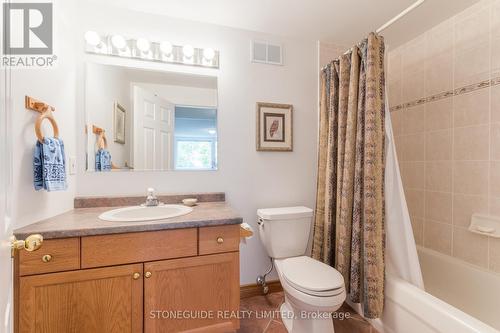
[99,204,193,222]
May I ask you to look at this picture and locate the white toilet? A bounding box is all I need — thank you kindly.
[257,206,346,333]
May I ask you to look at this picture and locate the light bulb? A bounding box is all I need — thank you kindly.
[160,41,173,55]
[136,38,150,53]
[111,35,127,50]
[84,31,101,46]
[183,44,194,58]
[203,48,215,61]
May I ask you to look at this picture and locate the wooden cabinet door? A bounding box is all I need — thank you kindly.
[18,264,143,333]
[144,252,239,333]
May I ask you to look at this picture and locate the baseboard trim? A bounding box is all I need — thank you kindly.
[240,280,282,299]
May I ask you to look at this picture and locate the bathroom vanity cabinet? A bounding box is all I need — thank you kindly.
[14,224,240,333]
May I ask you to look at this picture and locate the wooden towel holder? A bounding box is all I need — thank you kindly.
[26,96,59,143]
[240,226,254,238]
[92,125,107,149]
[92,125,120,170]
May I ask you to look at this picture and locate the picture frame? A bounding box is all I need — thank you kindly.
[113,102,126,144]
[256,102,293,151]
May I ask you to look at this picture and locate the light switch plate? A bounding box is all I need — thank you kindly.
[69,156,77,175]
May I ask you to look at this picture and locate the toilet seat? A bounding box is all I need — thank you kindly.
[280,256,345,297]
[283,275,344,297]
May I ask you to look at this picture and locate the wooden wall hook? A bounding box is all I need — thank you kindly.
[25,96,55,113]
[92,125,104,135]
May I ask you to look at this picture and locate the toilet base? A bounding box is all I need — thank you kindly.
[280,301,335,333]
[280,302,294,332]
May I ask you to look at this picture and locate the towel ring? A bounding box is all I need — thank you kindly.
[35,108,59,143]
[97,132,108,149]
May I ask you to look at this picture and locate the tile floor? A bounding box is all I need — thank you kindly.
[238,291,377,333]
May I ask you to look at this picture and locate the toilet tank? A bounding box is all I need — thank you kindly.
[257,206,314,259]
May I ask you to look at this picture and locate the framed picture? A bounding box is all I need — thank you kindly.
[113,102,126,144]
[256,102,293,151]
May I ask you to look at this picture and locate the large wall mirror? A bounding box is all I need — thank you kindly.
[85,63,218,172]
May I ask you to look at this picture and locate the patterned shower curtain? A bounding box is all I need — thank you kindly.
[311,32,386,319]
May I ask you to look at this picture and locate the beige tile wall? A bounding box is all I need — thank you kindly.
[389,0,500,274]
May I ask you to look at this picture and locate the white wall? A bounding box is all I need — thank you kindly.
[76,3,319,283]
[11,0,77,228]
[134,83,217,107]
[319,41,349,68]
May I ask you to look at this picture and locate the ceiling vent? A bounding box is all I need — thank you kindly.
[251,40,283,65]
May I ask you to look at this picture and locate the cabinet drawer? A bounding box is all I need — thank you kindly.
[19,238,80,276]
[199,225,240,255]
[81,229,198,268]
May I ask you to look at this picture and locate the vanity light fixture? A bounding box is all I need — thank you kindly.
[183,45,194,59]
[84,31,219,69]
[160,41,173,55]
[136,38,150,53]
[111,34,127,51]
[84,31,101,47]
[203,48,216,61]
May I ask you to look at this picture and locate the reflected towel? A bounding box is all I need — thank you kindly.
[95,148,112,171]
[33,137,67,191]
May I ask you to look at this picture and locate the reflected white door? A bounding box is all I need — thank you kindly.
[133,86,175,170]
[0,65,13,332]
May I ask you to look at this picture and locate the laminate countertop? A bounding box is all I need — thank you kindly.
[14,202,243,240]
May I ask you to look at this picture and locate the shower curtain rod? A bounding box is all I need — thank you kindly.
[321,0,426,70]
[376,0,426,33]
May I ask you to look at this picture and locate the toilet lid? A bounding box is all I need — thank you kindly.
[281,256,344,294]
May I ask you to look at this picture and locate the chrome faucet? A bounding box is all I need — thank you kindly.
[144,187,160,207]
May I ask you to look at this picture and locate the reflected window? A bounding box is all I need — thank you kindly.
[174,106,217,170]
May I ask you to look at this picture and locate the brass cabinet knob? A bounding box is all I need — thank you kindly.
[42,254,52,263]
[145,271,152,278]
[216,237,224,244]
[25,234,44,251]
[133,272,141,280]
[10,234,43,254]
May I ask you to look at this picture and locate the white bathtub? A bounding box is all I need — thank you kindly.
[350,246,500,333]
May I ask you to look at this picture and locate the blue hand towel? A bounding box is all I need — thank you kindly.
[33,137,68,191]
[95,148,112,171]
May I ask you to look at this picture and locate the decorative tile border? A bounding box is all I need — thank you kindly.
[389,77,499,112]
